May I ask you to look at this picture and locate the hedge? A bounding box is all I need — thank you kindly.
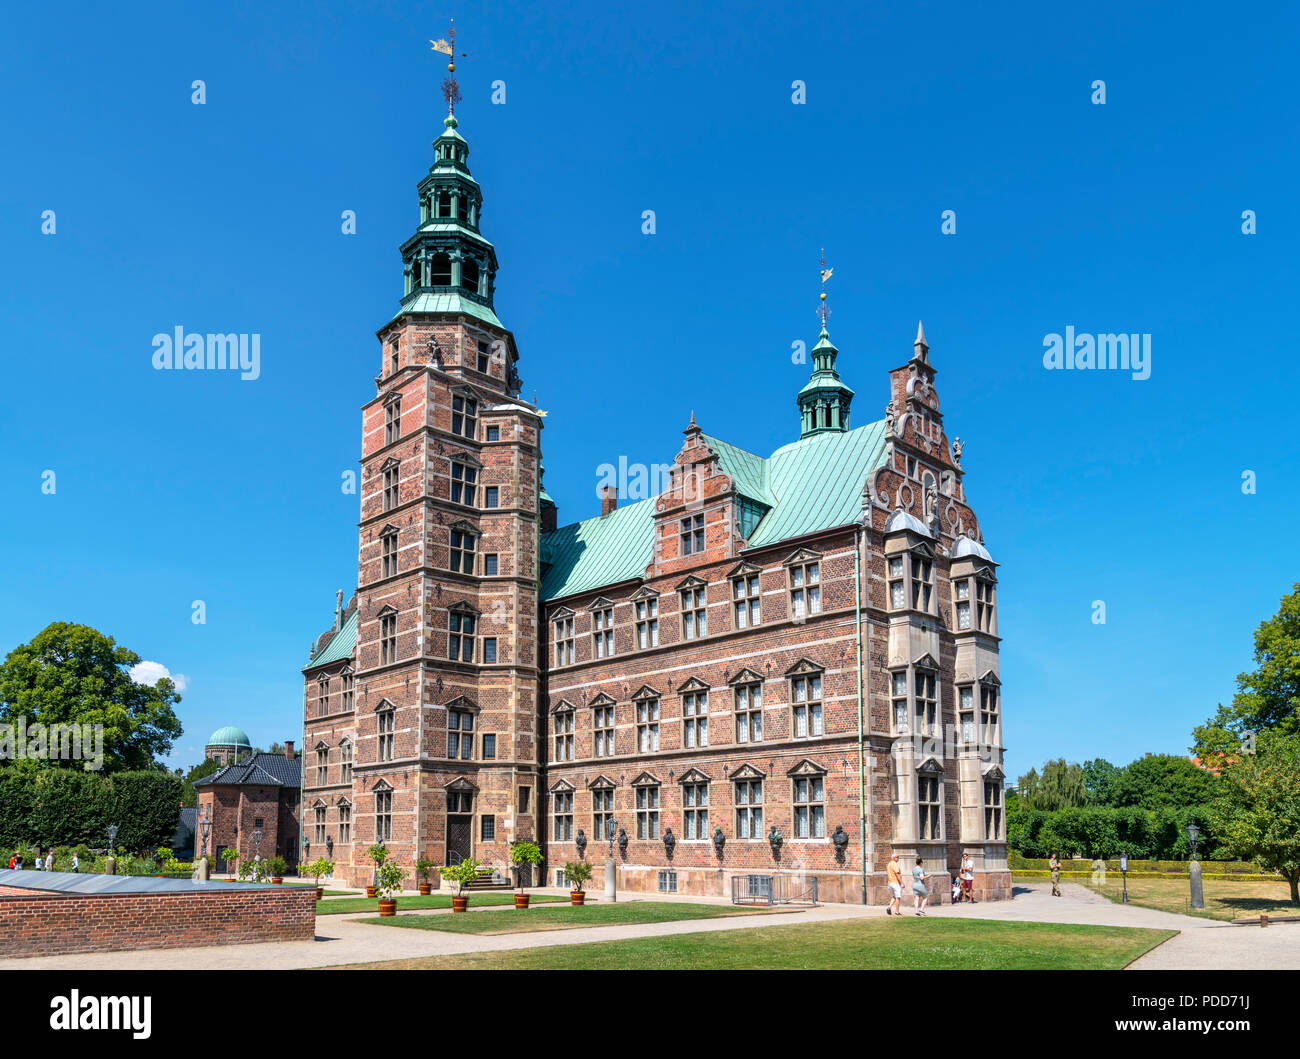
[1009,853,1260,874]
[1007,805,1225,860]
[1013,869,1280,882]
[0,767,182,852]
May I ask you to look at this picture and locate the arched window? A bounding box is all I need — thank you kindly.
[462,257,479,293]
[431,253,452,285]
[408,260,422,294]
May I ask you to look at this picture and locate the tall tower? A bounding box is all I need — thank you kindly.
[349,23,545,882]
[797,255,855,437]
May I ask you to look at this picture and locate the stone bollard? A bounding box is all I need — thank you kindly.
[1188,859,1204,910]
[195,856,210,882]
[105,855,116,876]
[604,859,617,903]
[1261,914,1269,928]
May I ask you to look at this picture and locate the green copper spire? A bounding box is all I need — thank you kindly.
[797,253,854,437]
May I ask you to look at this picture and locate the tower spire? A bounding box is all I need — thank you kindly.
[430,19,465,124]
[797,251,854,439]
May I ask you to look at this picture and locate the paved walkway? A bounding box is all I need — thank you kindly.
[3,881,1292,970]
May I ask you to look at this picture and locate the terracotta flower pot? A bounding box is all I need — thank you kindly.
[272,877,283,885]
[452,895,469,913]
[514,893,530,909]
[419,883,432,896]
[365,886,377,898]
[315,887,324,900]
[378,899,396,917]
[570,890,585,906]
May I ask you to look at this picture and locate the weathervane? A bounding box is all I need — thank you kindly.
[818,249,833,329]
[430,18,468,116]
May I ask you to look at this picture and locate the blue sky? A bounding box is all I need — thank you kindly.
[1,1,1295,779]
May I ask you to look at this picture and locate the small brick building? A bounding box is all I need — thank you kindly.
[300,98,1010,903]
[193,745,301,871]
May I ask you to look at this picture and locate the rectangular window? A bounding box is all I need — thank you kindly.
[790,562,821,619]
[483,637,497,663]
[592,787,614,840]
[592,606,614,658]
[985,781,1003,839]
[636,698,660,753]
[552,791,573,842]
[449,530,475,574]
[635,597,659,649]
[484,553,498,576]
[380,613,397,665]
[680,514,705,555]
[657,869,678,893]
[891,671,908,733]
[451,394,477,439]
[341,672,354,712]
[955,578,971,629]
[382,533,398,578]
[735,778,763,838]
[317,677,329,716]
[338,802,351,843]
[593,703,615,757]
[914,670,937,736]
[315,748,328,786]
[385,399,400,445]
[735,684,763,743]
[447,709,474,760]
[682,691,708,748]
[918,775,941,840]
[486,425,500,442]
[981,685,999,744]
[635,785,660,840]
[481,815,495,841]
[518,786,530,814]
[340,741,353,783]
[912,555,934,611]
[476,340,490,374]
[314,806,326,845]
[960,686,976,743]
[553,710,574,762]
[889,556,906,610]
[375,790,392,842]
[683,781,708,839]
[793,776,825,839]
[552,616,574,666]
[482,733,496,759]
[976,579,995,632]
[484,486,499,508]
[791,673,823,738]
[448,612,475,662]
[382,465,399,510]
[681,586,707,639]
[377,710,395,762]
[449,462,477,506]
[732,573,761,628]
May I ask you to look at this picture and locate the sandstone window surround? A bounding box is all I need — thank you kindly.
[789,759,827,840]
[634,686,661,753]
[589,597,615,659]
[316,675,330,717]
[551,607,575,667]
[375,700,396,763]
[979,671,1001,746]
[381,458,400,511]
[450,391,477,440]
[730,668,765,744]
[377,607,398,666]
[784,549,823,620]
[590,693,616,757]
[958,684,976,745]
[679,768,710,839]
[337,798,351,843]
[890,654,941,740]
[788,660,825,739]
[916,759,943,842]
[374,782,394,842]
[380,526,399,578]
[633,772,661,840]
[476,338,491,374]
[549,780,574,841]
[551,701,575,762]
[952,562,998,634]
[384,392,402,446]
[388,339,399,376]
[590,778,615,840]
[732,764,765,838]
[680,512,705,556]
[984,766,1005,839]
[680,678,709,749]
[632,588,659,649]
[312,801,327,844]
[730,563,762,629]
[678,577,708,640]
[447,601,478,663]
[447,520,478,575]
[314,742,329,786]
[448,454,480,507]
[340,669,354,712]
[447,704,475,760]
[339,738,353,783]
[914,663,938,738]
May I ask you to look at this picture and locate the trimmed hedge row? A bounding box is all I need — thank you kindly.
[1013,869,1279,882]
[1009,853,1259,874]
[1008,805,1224,860]
[0,767,182,852]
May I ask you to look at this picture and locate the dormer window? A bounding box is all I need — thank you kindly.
[680,514,705,555]
[451,394,477,439]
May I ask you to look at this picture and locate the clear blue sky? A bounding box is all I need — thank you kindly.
[1,1,1296,780]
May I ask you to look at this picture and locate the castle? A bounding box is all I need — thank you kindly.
[300,75,1009,903]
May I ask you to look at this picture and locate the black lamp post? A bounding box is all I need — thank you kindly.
[106,824,119,856]
[253,828,264,880]
[1119,849,1129,903]
[1186,823,1201,859]
[199,821,211,859]
[1186,823,1204,909]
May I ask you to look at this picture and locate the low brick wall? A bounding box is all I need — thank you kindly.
[0,885,317,957]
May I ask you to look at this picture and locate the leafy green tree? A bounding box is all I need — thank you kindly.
[1082,758,1119,806]
[1017,758,1088,810]
[1210,729,1300,903]
[181,757,222,807]
[0,623,183,771]
[1194,583,1300,756]
[1109,754,1218,811]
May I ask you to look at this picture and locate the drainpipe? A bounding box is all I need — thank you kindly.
[854,518,868,906]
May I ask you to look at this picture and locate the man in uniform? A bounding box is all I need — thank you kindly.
[1049,850,1062,897]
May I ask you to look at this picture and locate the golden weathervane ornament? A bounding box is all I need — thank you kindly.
[430,18,468,115]
[818,249,833,329]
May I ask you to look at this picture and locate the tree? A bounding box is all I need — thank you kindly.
[1082,758,1119,806]
[1209,729,1300,904]
[0,623,183,771]
[181,757,222,807]
[1194,583,1300,756]
[1017,758,1087,810]
[1109,754,1218,811]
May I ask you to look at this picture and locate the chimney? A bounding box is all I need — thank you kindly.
[600,484,618,517]
[285,740,295,759]
[334,589,344,630]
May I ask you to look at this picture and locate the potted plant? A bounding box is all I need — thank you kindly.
[510,840,543,909]
[375,859,406,917]
[563,860,594,905]
[264,856,288,884]
[440,857,482,913]
[304,856,334,899]
[365,843,388,899]
[415,856,438,896]
[219,847,240,879]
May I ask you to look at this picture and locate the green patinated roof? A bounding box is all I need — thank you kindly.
[206,726,251,748]
[387,292,505,330]
[540,420,888,601]
[414,223,494,247]
[308,608,357,667]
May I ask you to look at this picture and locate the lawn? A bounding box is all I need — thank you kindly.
[1077,874,1300,922]
[354,900,768,934]
[327,917,1174,970]
[316,892,566,915]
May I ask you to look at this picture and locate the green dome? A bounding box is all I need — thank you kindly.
[206,726,251,748]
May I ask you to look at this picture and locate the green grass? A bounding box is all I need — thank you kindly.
[327,917,1174,970]
[354,901,768,934]
[315,892,566,915]
[1074,874,1300,922]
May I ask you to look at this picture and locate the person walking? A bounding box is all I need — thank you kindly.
[912,857,932,915]
[886,852,904,916]
[7,854,14,870]
[961,852,975,903]
[71,853,79,874]
[1049,851,1062,897]
[45,850,54,873]
[33,848,42,871]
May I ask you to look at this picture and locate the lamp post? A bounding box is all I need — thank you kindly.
[604,818,620,903]
[105,824,119,876]
[1119,850,1128,903]
[196,819,212,882]
[1187,823,1204,909]
[253,828,264,882]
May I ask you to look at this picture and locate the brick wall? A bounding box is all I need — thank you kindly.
[0,886,317,957]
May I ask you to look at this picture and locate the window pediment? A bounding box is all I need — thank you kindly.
[730,762,765,781]
[629,584,659,602]
[447,599,481,617]
[974,565,997,581]
[371,778,394,792]
[587,774,617,790]
[378,523,399,537]
[549,698,577,715]
[676,676,710,694]
[376,604,398,618]
[336,797,351,808]
[374,697,397,713]
[982,764,1005,781]
[448,450,483,470]
[587,692,617,708]
[630,770,661,787]
[910,541,935,559]
[548,778,575,794]
[786,758,827,778]
[444,776,478,792]
[726,560,761,579]
[916,757,944,775]
[631,684,661,701]
[784,658,825,678]
[979,670,1001,686]
[382,390,402,406]
[782,547,823,567]
[675,575,708,592]
[381,456,400,471]
[727,667,764,687]
[549,605,576,621]
[677,767,711,785]
[585,595,615,612]
[913,653,939,671]
[311,797,328,808]
[313,740,330,751]
[443,694,479,712]
[448,519,479,537]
